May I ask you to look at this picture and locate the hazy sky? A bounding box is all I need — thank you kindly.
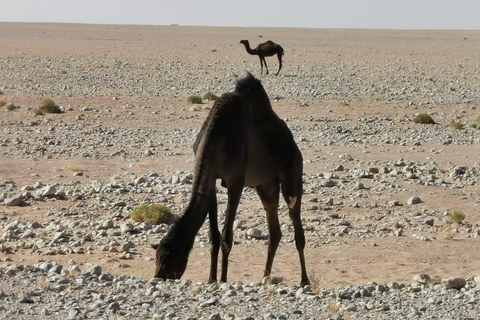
[1,0,480,30]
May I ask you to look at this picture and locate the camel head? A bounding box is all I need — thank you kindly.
[151,235,189,280]
[240,39,248,45]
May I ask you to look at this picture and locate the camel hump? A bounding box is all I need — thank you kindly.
[235,72,262,92]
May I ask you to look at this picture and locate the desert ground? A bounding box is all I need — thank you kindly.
[1,22,479,296]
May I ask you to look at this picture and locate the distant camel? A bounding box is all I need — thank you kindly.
[152,73,309,286]
[240,40,284,75]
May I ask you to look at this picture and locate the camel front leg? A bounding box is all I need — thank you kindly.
[208,190,220,283]
[262,57,269,75]
[220,182,243,283]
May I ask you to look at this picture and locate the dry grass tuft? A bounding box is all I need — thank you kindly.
[413,113,436,124]
[131,203,173,225]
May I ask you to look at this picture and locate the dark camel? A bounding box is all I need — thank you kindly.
[240,40,284,75]
[152,73,309,286]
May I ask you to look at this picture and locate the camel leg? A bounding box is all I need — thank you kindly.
[255,178,281,278]
[220,182,244,282]
[275,52,283,76]
[208,190,220,283]
[262,57,269,75]
[258,56,264,75]
[279,150,309,286]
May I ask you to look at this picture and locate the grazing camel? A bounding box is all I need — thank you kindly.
[240,40,284,75]
[152,73,309,286]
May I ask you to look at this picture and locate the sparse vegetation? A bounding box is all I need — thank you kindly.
[308,273,322,295]
[38,279,50,291]
[187,95,202,104]
[6,103,17,111]
[470,117,480,128]
[40,98,62,114]
[392,220,403,229]
[449,121,465,130]
[413,113,436,124]
[0,90,3,95]
[32,107,44,116]
[433,276,442,284]
[0,100,7,107]
[131,203,173,225]
[448,210,466,225]
[203,91,218,101]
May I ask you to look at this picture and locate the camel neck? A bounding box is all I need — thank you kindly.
[242,43,256,55]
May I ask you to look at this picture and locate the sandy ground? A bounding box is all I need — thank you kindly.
[0,23,479,288]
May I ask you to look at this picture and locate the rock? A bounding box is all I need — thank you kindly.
[413,273,431,284]
[18,293,34,303]
[353,181,365,190]
[473,275,480,285]
[86,265,102,276]
[407,196,422,205]
[321,179,337,187]
[246,228,262,239]
[424,218,435,226]
[442,277,466,289]
[120,223,135,233]
[4,196,24,206]
[42,185,57,197]
[262,276,283,285]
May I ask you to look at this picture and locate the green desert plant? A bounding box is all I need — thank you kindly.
[203,91,218,101]
[448,210,466,225]
[413,113,436,124]
[449,122,465,130]
[130,203,173,225]
[187,95,202,104]
[40,98,62,114]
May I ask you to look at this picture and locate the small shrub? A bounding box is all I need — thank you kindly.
[392,220,403,229]
[470,117,480,128]
[203,91,218,101]
[187,95,202,104]
[6,104,14,111]
[449,122,465,130]
[432,276,442,284]
[131,203,173,225]
[40,98,61,114]
[38,279,50,291]
[0,90,3,95]
[413,113,436,124]
[448,211,466,225]
[0,100,7,107]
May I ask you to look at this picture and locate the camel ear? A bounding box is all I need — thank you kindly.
[151,244,159,250]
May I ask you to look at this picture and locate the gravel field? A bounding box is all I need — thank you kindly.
[1,23,480,319]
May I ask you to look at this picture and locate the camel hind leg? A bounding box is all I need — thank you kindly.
[255,177,281,278]
[279,150,309,286]
[275,51,283,75]
[207,189,220,283]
